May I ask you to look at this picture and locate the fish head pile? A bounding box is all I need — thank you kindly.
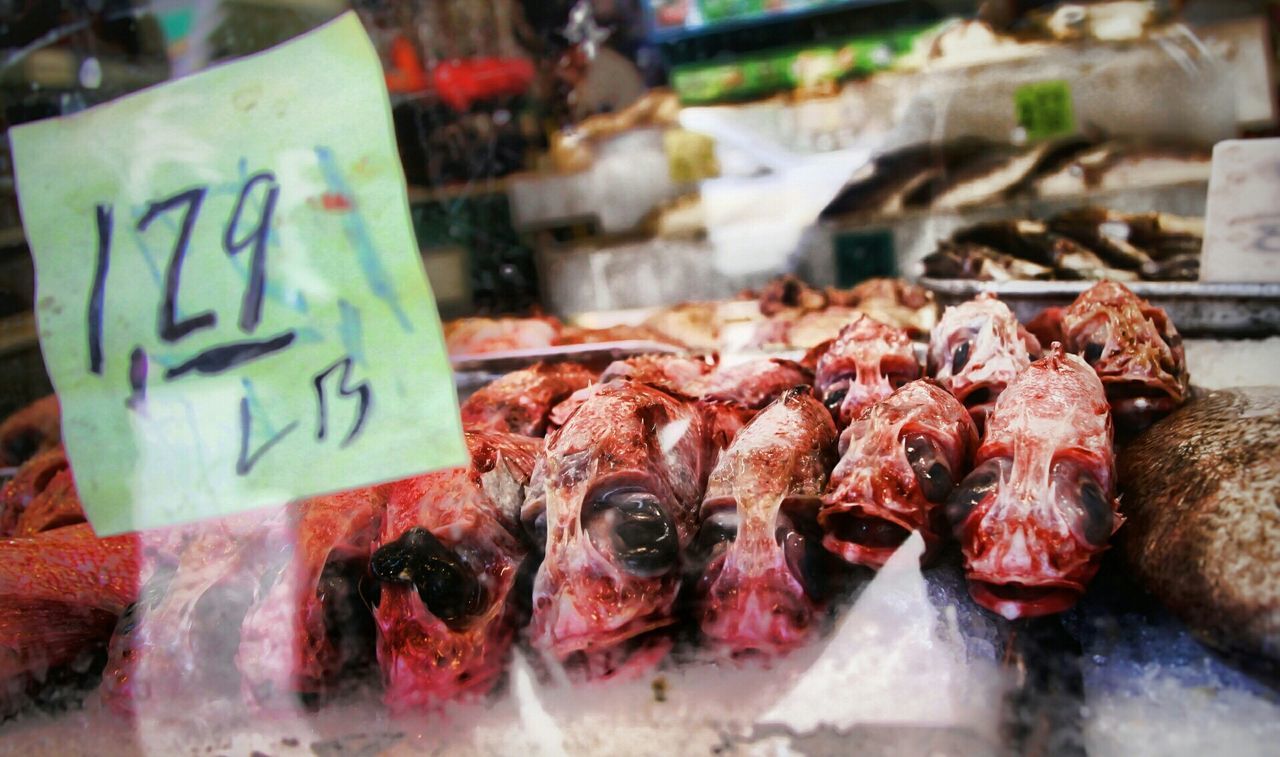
[814,314,920,428]
[696,358,814,450]
[526,382,707,678]
[459,362,596,436]
[1061,280,1188,433]
[820,380,976,569]
[929,293,1041,429]
[695,388,836,656]
[948,345,1119,619]
[370,431,538,709]
[546,354,714,429]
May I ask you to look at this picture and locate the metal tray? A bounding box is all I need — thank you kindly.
[919,278,1280,337]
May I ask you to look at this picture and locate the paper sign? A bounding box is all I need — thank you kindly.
[664,128,720,183]
[9,13,468,535]
[1013,80,1076,142]
[1201,137,1280,282]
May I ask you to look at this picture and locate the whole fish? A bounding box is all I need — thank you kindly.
[0,394,60,467]
[821,380,976,568]
[695,388,836,655]
[1061,280,1188,434]
[813,313,920,431]
[0,445,69,536]
[547,354,714,428]
[237,487,385,710]
[101,509,290,713]
[1,524,143,706]
[928,293,1041,430]
[1117,387,1280,663]
[525,382,709,678]
[13,467,85,536]
[948,346,1119,620]
[459,362,596,436]
[696,358,814,450]
[370,431,540,709]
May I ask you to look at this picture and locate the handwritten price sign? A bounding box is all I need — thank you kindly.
[9,14,467,535]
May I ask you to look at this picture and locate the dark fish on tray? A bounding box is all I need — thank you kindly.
[525,382,709,679]
[929,293,1042,429]
[460,362,597,436]
[821,380,976,568]
[1033,143,1211,199]
[953,220,1136,281]
[238,488,385,710]
[1061,281,1189,434]
[694,388,836,655]
[371,431,539,709]
[949,346,1119,620]
[921,240,1056,282]
[818,139,995,220]
[0,394,60,467]
[1,524,143,712]
[1117,387,1280,664]
[1047,207,1156,271]
[812,313,920,431]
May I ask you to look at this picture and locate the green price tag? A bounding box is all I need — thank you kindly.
[8,13,467,535]
[1013,80,1077,141]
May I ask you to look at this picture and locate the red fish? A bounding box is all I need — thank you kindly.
[13,467,85,536]
[0,524,143,706]
[928,293,1041,430]
[237,488,385,710]
[1061,281,1188,433]
[370,431,540,710]
[547,354,714,429]
[444,316,561,355]
[947,345,1119,620]
[696,388,836,655]
[813,314,920,432]
[0,394,60,467]
[526,382,709,678]
[460,362,597,436]
[821,381,976,569]
[101,509,290,713]
[0,445,70,536]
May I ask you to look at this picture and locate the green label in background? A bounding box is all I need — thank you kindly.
[1014,80,1077,141]
[834,229,896,288]
[9,13,467,536]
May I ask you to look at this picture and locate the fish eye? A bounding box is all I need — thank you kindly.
[903,433,954,503]
[1083,341,1104,363]
[584,487,678,578]
[521,508,547,550]
[822,388,847,414]
[951,339,972,374]
[777,515,825,600]
[946,459,1004,533]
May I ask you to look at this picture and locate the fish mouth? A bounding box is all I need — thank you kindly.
[967,580,1083,620]
[819,506,914,569]
[953,383,1000,427]
[700,582,816,656]
[558,626,674,681]
[1102,380,1180,432]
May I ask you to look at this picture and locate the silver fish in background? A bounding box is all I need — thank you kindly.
[1117,387,1280,664]
[929,292,1042,430]
[821,380,977,569]
[949,346,1120,620]
[694,388,837,656]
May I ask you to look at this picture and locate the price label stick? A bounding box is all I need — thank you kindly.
[9,13,467,535]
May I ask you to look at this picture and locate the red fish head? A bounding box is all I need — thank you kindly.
[820,381,977,569]
[694,388,835,656]
[1062,281,1188,433]
[815,314,920,428]
[528,383,707,678]
[929,293,1041,430]
[371,432,537,710]
[948,347,1120,619]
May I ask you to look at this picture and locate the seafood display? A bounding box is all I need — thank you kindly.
[695,388,837,655]
[812,313,920,429]
[821,381,976,568]
[525,381,709,678]
[921,209,1204,282]
[459,362,597,436]
[928,293,1041,429]
[948,346,1119,620]
[1117,387,1280,664]
[372,431,540,709]
[1060,280,1189,433]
